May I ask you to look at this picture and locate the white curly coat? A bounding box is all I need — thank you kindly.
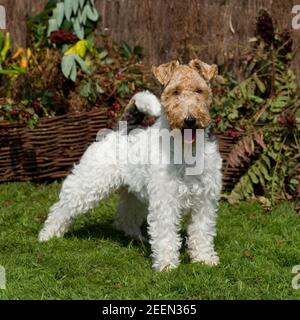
[39,91,223,272]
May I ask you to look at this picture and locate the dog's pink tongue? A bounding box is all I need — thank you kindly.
[183,130,195,144]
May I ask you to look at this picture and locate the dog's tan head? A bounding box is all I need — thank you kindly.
[152,59,217,142]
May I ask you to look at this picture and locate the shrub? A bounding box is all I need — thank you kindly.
[211,9,300,213]
[0,0,154,128]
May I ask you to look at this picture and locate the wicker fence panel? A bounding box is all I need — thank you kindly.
[0,113,242,188]
[0,110,107,182]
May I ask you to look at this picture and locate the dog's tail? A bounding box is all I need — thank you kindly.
[120,91,162,131]
[130,90,161,117]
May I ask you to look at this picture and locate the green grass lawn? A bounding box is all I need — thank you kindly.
[0,181,300,300]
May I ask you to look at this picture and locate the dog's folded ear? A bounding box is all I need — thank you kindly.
[189,59,218,81]
[152,60,179,86]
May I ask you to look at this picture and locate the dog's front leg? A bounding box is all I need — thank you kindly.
[187,198,219,266]
[147,196,182,272]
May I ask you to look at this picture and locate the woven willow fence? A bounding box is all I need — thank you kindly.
[0,112,240,188]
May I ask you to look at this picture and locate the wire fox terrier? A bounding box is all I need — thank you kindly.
[39,59,223,272]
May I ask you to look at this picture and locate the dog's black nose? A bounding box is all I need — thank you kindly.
[184,116,196,128]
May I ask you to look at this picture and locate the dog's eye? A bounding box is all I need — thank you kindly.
[173,90,180,95]
[196,89,203,94]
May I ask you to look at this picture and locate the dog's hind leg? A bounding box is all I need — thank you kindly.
[114,189,147,242]
[38,143,122,242]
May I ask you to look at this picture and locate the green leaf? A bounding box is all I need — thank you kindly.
[267,149,277,161]
[120,42,133,59]
[72,0,80,14]
[239,81,248,99]
[81,6,88,25]
[79,81,92,97]
[86,33,95,51]
[64,0,73,21]
[74,54,91,73]
[61,44,70,53]
[260,163,271,181]
[253,74,266,93]
[73,18,84,39]
[0,68,23,75]
[79,0,85,9]
[248,171,259,184]
[117,83,130,96]
[85,3,99,21]
[256,168,265,186]
[61,19,73,31]
[61,54,75,78]
[290,178,299,186]
[228,109,239,121]
[249,95,264,104]
[98,49,108,60]
[55,2,65,28]
[242,175,254,196]
[228,190,243,205]
[78,10,83,24]
[52,7,59,22]
[47,18,58,36]
[79,79,103,102]
[270,98,287,112]
[261,154,271,169]
[273,141,282,151]
[70,61,77,82]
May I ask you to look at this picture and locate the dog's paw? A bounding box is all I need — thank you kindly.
[152,261,179,272]
[154,264,177,272]
[38,229,53,242]
[38,228,62,242]
[38,219,71,242]
[191,253,220,267]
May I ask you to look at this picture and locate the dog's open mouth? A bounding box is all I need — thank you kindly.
[182,129,197,144]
